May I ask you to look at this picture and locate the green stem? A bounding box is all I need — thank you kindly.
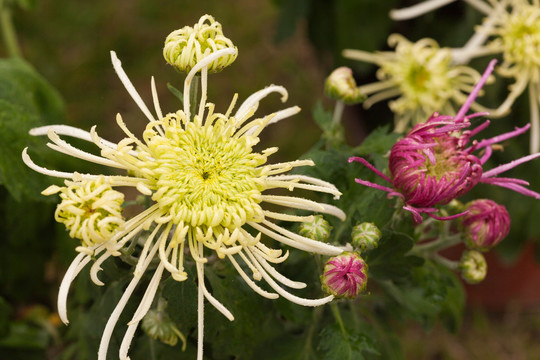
[0,0,22,58]
[189,75,200,119]
[409,234,462,255]
[432,254,459,270]
[332,100,345,125]
[302,305,323,359]
[330,302,348,341]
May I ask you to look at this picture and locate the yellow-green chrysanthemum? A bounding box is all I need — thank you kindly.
[343,34,483,132]
[23,35,345,360]
[390,0,540,153]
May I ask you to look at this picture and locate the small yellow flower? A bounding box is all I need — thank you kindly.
[163,14,237,73]
[43,176,125,249]
[343,34,483,132]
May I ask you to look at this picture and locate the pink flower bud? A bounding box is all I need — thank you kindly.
[321,252,367,299]
[461,199,510,251]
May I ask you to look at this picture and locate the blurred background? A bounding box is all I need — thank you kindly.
[1,0,540,359]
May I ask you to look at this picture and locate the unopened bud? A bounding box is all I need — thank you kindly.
[298,215,332,242]
[461,199,510,252]
[321,252,368,299]
[163,14,237,73]
[352,222,381,252]
[460,250,487,284]
[142,309,187,350]
[324,67,365,104]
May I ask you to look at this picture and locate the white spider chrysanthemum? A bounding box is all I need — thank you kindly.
[390,0,540,153]
[23,47,346,359]
[343,34,484,132]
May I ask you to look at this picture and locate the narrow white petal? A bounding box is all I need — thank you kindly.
[227,254,279,299]
[97,275,143,360]
[183,48,238,118]
[250,250,335,307]
[57,252,92,324]
[251,250,306,289]
[390,0,457,21]
[110,51,156,123]
[248,221,344,256]
[235,85,289,122]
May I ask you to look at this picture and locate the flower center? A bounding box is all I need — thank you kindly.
[380,36,454,113]
[143,112,267,228]
[496,3,540,75]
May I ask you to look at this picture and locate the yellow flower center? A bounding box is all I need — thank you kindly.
[380,35,454,114]
[141,112,267,228]
[495,2,540,78]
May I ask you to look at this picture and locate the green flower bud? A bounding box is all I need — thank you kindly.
[163,14,237,73]
[351,222,381,252]
[298,215,332,242]
[460,250,487,284]
[142,308,187,350]
[324,67,365,104]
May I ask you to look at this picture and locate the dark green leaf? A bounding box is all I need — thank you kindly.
[318,323,378,360]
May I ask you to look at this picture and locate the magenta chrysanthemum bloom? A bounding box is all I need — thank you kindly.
[321,252,367,299]
[350,59,540,223]
[461,199,510,252]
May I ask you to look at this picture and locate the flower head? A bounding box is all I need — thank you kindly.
[461,199,510,251]
[321,252,368,299]
[343,34,483,132]
[163,14,237,73]
[351,222,381,252]
[460,249,487,284]
[43,176,125,249]
[23,18,346,360]
[324,67,365,104]
[350,60,540,223]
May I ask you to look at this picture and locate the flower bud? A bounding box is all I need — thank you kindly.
[460,250,487,284]
[42,176,125,247]
[351,222,381,252]
[142,309,187,349]
[461,199,510,252]
[298,215,332,242]
[324,67,365,104]
[163,14,237,73]
[321,252,367,299]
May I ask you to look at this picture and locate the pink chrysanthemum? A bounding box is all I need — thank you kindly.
[350,59,540,223]
[321,252,367,299]
[461,199,510,252]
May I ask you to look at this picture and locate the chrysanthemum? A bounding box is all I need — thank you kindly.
[392,0,540,153]
[23,45,346,359]
[343,34,484,132]
[349,60,540,223]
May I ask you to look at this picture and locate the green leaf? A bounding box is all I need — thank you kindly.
[166,83,184,102]
[352,126,400,155]
[0,58,65,200]
[367,233,422,282]
[318,323,378,360]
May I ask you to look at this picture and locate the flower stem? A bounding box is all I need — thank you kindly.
[330,302,348,341]
[332,100,345,125]
[432,254,459,270]
[410,234,462,255]
[0,0,22,58]
[189,75,200,119]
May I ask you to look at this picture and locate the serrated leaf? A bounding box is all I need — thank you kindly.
[318,323,378,360]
